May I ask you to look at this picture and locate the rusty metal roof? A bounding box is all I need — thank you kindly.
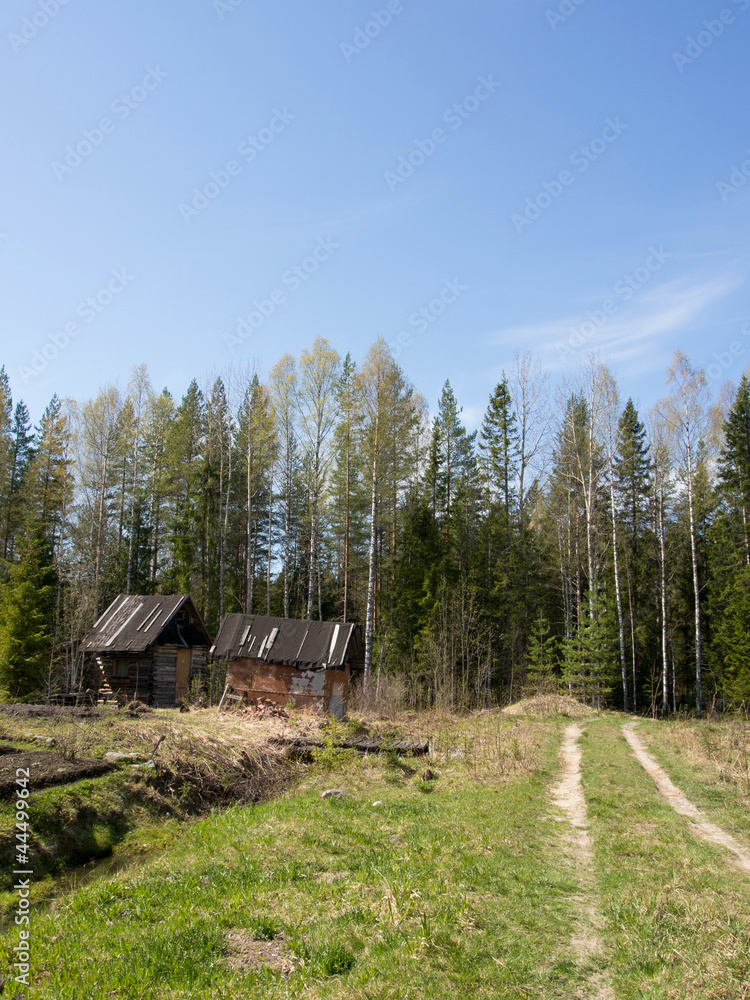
[211,614,364,669]
[83,595,211,654]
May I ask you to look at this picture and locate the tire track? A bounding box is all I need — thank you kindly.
[551,724,613,1000]
[622,721,750,876]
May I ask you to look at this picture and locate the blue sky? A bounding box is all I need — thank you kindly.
[1,0,749,428]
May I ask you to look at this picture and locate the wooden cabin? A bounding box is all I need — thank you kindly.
[211,614,364,717]
[82,594,211,707]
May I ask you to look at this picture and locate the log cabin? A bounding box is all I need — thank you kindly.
[211,614,364,717]
[82,594,212,707]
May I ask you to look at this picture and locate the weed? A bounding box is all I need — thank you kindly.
[311,715,357,772]
[250,916,281,941]
[313,941,356,976]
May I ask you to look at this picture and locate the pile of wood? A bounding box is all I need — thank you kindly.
[241,698,289,720]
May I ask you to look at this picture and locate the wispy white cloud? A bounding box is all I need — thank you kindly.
[491,272,744,374]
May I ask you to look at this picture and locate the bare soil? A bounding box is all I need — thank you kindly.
[622,722,750,876]
[225,930,297,977]
[0,744,114,799]
[551,724,614,1000]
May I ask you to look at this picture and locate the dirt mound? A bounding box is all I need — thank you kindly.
[503,695,594,717]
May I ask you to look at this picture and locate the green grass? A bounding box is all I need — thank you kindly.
[0,713,601,999]
[3,708,750,998]
[580,716,750,1000]
[0,770,181,905]
[634,717,750,850]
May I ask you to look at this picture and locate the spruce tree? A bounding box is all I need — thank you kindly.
[479,377,519,517]
[524,612,558,696]
[0,526,56,699]
[614,399,652,710]
[718,374,750,565]
[2,400,34,561]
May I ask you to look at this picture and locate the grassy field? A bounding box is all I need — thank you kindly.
[1,701,749,999]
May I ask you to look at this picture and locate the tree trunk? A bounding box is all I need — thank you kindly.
[609,464,628,711]
[364,411,379,694]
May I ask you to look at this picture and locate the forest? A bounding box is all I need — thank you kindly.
[1,338,749,716]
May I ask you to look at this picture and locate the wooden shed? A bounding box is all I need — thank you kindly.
[211,614,364,717]
[82,594,212,707]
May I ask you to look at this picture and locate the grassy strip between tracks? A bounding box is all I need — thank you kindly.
[633,716,750,851]
[580,717,750,1000]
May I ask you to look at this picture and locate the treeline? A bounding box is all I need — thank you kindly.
[1,340,749,714]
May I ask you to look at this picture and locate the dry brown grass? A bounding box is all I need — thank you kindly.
[0,704,324,810]
[502,694,596,717]
[652,714,750,806]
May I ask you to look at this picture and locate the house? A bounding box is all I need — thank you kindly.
[82,594,212,707]
[210,614,364,717]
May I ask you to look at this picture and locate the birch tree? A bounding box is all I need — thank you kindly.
[660,351,710,717]
[269,354,299,618]
[298,338,340,620]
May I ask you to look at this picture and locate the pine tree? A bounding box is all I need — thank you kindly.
[0,526,56,699]
[2,400,34,561]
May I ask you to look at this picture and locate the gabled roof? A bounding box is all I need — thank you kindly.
[211,614,364,670]
[83,595,211,654]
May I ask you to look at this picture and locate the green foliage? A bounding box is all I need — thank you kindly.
[561,596,617,707]
[711,566,750,704]
[312,715,357,771]
[524,612,559,696]
[313,941,357,976]
[0,526,56,699]
[250,915,281,941]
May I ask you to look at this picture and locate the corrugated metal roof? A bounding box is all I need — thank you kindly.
[211,614,364,669]
[83,595,210,654]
